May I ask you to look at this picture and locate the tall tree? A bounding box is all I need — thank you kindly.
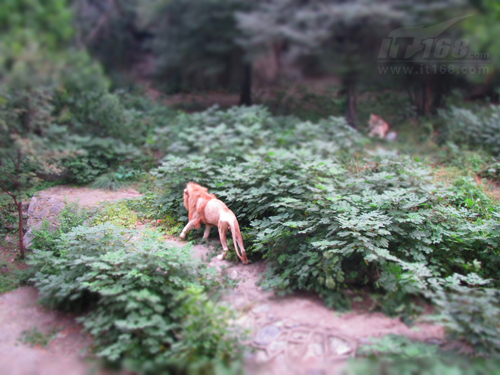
[0,0,107,257]
[237,0,407,126]
[150,0,253,104]
[461,0,500,100]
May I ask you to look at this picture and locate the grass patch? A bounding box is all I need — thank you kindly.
[19,326,60,348]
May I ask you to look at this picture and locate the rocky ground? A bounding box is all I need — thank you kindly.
[1,186,445,375]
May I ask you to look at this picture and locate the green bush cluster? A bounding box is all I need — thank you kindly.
[30,202,93,255]
[0,86,177,190]
[347,334,500,375]
[440,105,500,156]
[29,223,244,374]
[149,105,500,352]
[152,105,363,159]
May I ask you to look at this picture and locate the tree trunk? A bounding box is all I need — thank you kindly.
[345,84,358,128]
[239,62,252,106]
[424,75,433,116]
[14,197,25,259]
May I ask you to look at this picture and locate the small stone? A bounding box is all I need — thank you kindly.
[303,335,325,360]
[254,324,281,347]
[47,197,58,204]
[252,303,270,314]
[426,338,444,346]
[268,339,287,355]
[27,197,38,216]
[232,293,248,308]
[290,330,309,341]
[287,342,305,360]
[230,270,238,279]
[236,314,254,331]
[328,336,353,356]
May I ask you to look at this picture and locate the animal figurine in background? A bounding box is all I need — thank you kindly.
[180,182,249,264]
[368,114,391,139]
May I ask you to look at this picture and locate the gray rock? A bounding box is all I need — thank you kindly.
[254,324,281,347]
[27,197,38,216]
[328,336,353,356]
[385,131,398,142]
[23,231,33,249]
[50,202,65,214]
[34,208,49,220]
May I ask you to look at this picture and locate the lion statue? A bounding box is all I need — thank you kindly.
[368,114,390,139]
[180,182,249,264]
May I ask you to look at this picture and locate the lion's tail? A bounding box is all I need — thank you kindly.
[229,218,249,264]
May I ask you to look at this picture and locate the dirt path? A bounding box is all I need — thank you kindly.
[0,287,93,375]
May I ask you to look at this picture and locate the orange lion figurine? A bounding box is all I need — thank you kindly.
[180,182,249,264]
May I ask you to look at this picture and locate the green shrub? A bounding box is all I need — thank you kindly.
[347,355,500,375]
[440,105,500,156]
[0,261,34,293]
[432,288,500,355]
[19,326,60,348]
[481,160,500,183]
[357,334,439,358]
[151,108,500,325]
[31,202,93,255]
[28,224,244,373]
[152,105,363,160]
[348,334,500,375]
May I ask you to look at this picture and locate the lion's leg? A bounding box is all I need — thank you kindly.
[216,223,229,260]
[180,220,198,239]
[203,224,212,240]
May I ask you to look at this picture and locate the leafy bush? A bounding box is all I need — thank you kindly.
[28,224,244,373]
[19,326,59,348]
[357,334,439,358]
[432,288,500,355]
[0,261,33,293]
[347,334,500,375]
[440,105,500,155]
[480,159,500,183]
[153,105,363,159]
[347,355,500,375]
[31,202,93,255]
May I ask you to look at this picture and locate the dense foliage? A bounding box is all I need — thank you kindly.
[147,105,500,352]
[347,334,500,375]
[440,105,500,156]
[28,207,244,374]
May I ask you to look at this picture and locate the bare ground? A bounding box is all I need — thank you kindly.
[0,287,94,375]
